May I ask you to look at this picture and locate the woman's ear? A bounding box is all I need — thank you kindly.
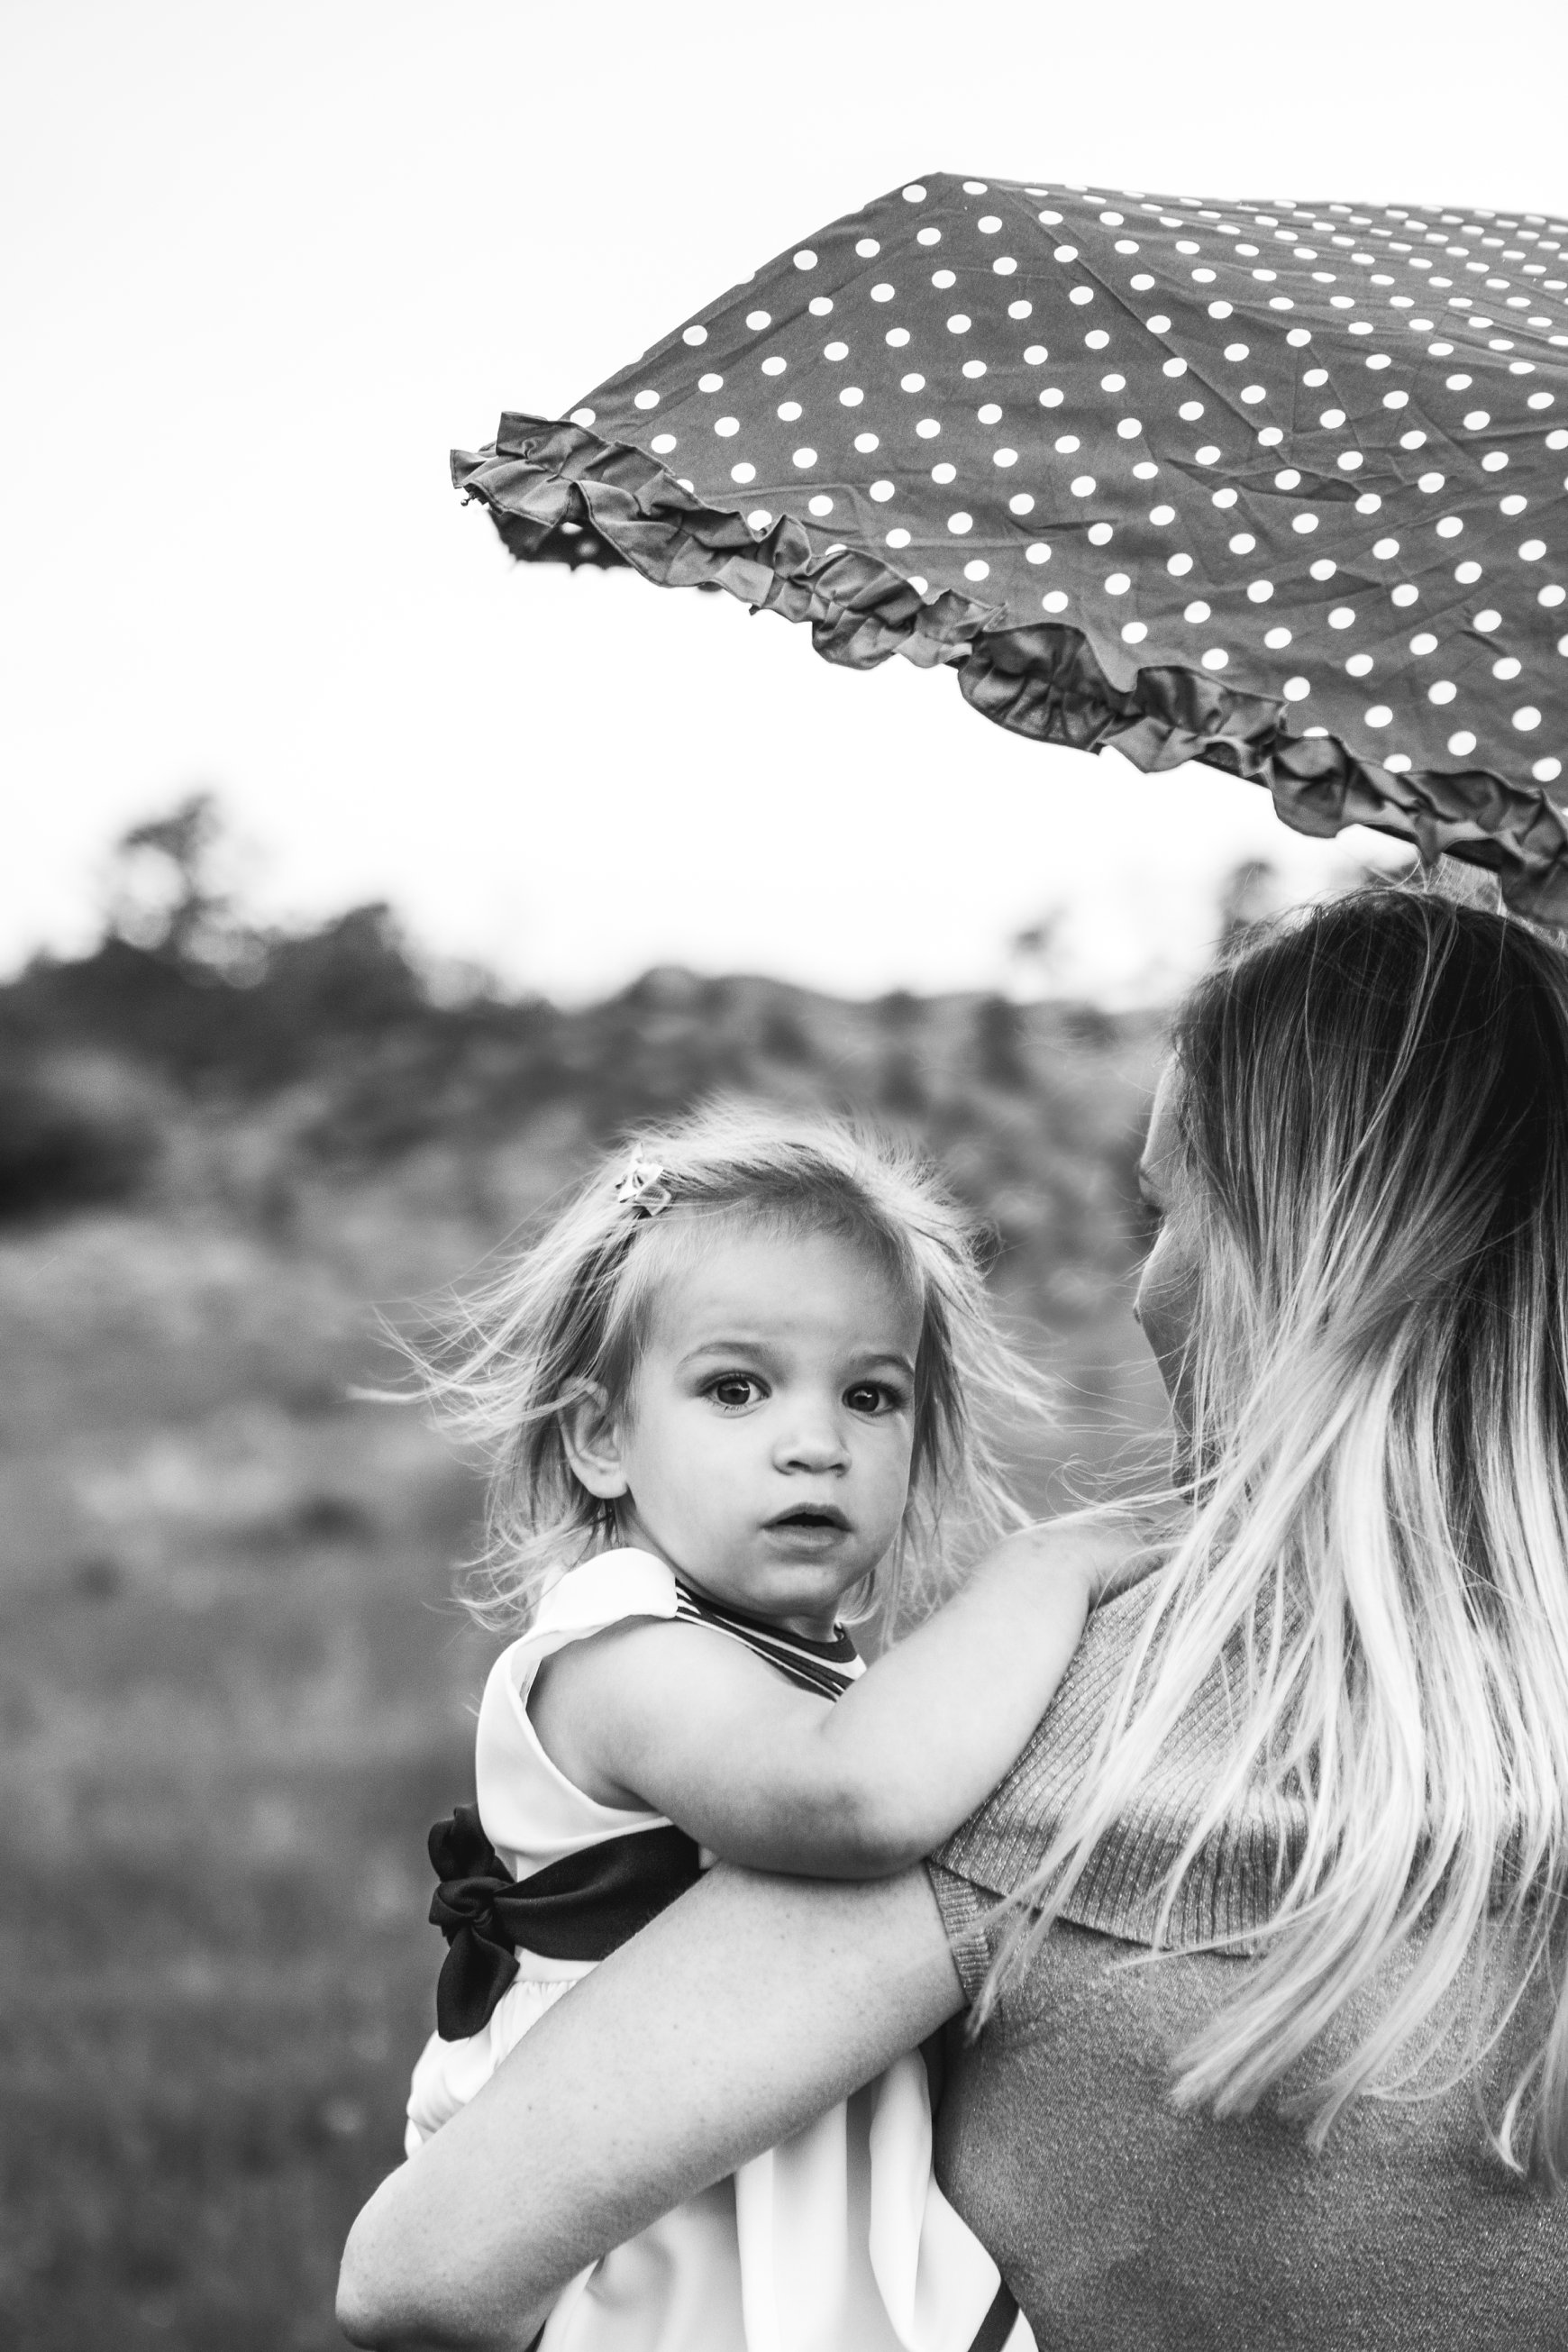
[562,1387,631,1500]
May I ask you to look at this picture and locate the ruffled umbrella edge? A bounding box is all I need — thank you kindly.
[452,414,1568,925]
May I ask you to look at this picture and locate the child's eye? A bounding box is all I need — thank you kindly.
[706,1373,765,1410]
[844,1381,905,1416]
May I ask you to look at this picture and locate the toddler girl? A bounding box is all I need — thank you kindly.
[401,1110,1144,2352]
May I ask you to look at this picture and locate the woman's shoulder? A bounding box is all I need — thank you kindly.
[931,1581,1300,1961]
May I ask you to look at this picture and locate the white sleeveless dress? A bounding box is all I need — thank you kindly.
[405,1547,1035,2352]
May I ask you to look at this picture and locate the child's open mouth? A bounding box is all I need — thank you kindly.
[767,1507,850,1534]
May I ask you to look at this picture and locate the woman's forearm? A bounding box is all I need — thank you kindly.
[337,1865,963,2351]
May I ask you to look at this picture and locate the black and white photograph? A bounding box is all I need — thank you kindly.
[5,3,1568,2345]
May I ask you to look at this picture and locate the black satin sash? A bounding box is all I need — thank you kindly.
[428,1803,702,2040]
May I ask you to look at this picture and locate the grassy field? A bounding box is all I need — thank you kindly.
[0,1189,1169,2351]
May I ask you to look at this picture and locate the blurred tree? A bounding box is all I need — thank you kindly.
[971,993,1028,1090]
[110,791,243,967]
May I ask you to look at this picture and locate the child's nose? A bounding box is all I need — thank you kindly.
[776,1407,851,1472]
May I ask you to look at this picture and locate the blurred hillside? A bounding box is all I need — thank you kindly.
[0,796,1181,2350]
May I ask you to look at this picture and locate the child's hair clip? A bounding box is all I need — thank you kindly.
[613,1149,674,1218]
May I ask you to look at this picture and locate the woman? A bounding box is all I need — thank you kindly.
[340,889,1568,2351]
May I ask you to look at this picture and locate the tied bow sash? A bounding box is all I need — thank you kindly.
[427,1805,704,2039]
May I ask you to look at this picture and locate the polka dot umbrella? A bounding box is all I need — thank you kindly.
[453,173,1568,917]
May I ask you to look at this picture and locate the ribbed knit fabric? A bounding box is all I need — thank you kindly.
[924,1583,1568,2349]
[934,1579,1300,1979]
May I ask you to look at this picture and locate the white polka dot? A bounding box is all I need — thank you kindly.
[1240,385,1267,406]
[855,237,880,258]
[777,400,802,422]
[1354,491,1381,511]
[962,360,988,379]
[792,448,816,468]
[910,576,928,593]
[1346,654,1374,677]
[1532,756,1563,781]
[947,512,973,534]
[1163,358,1189,378]
[1122,621,1149,643]
[1043,590,1070,613]
[698,372,725,393]
[794,249,817,269]
[1088,523,1114,546]
[761,356,788,377]
[1282,677,1311,700]
[871,284,896,304]
[901,372,926,393]
[1473,609,1502,632]
[824,341,849,361]
[1328,606,1356,629]
[1455,561,1482,584]
[1009,492,1035,515]
[993,257,1018,276]
[1384,753,1412,772]
[869,480,896,502]
[1106,572,1131,595]
[1292,514,1320,533]
[1038,386,1064,407]
[1372,537,1400,559]
[1436,516,1464,537]
[1024,345,1049,365]
[570,407,595,427]
[854,432,880,453]
[651,433,677,453]
[634,389,659,409]
[1542,585,1567,606]
[839,387,864,406]
[1179,400,1205,422]
[808,297,834,317]
[1515,707,1543,730]
[992,447,1018,468]
[1008,300,1033,320]
[806,495,833,517]
[1230,533,1258,555]
[916,418,941,440]
[964,180,989,196]
[1391,583,1420,606]
[884,329,910,350]
[746,311,771,331]
[1521,537,1549,560]
[1247,580,1275,603]
[931,463,956,486]
[1264,626,1293,648]
[1448,731,1478,755]
[1428,679,1458,704]
[1117,418,1143,439]
[964,561,991,583]
[747,509,773,530]
[730,461,755,483]
[1202,648,1229,669]
[715,416,739,437]
[1494,656,1523,679]
[903,184,927,202]
[885,526,911,546]
[1184,599,1212,623]
[1026,542,1051,563]
[932,269,956,289]
[1167,553,1193,576]
[917,227,942,247]
[1071,475,1097,497]
[682,325,707,346]
[1364,706,1392,727]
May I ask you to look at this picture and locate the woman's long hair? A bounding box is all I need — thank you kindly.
[989,888,1568,2180]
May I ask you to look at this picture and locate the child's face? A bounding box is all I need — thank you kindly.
[596,1225,920,1638]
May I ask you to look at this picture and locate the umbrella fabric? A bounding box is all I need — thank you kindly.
[453,174,1568,917]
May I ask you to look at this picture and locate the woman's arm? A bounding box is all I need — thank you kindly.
[535,1514,1154,1874]
[337,1864,965,2352]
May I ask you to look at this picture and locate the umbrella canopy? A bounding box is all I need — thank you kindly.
[454,174,1568,917]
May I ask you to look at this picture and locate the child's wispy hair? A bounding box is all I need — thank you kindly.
[400,1104,1049,1633]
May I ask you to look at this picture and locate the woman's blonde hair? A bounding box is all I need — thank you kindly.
[407,1104,1041,1632]
[990,887,1568,2181]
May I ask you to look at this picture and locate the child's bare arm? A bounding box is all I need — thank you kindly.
[532,1516,1158,1876]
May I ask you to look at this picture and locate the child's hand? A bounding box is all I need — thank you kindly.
[974,1513,1165,1614]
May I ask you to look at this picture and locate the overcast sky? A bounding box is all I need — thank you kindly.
[5,0,1565,1001]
